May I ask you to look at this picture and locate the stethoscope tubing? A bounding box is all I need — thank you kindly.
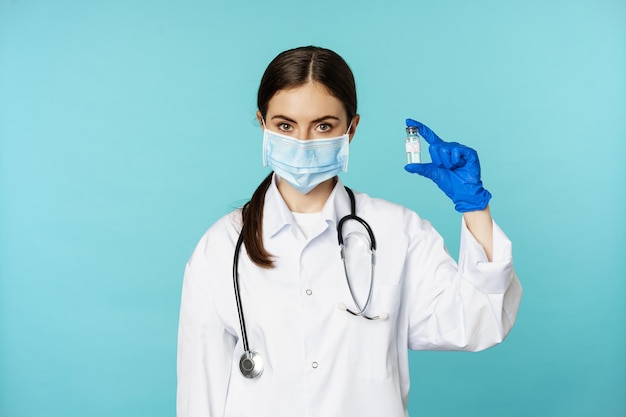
[337,188,377,318]
[232,186,380,379]
[233,232,250,353]
[340,246,376,316]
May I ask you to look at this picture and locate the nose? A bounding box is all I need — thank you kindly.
[298,128,313,141]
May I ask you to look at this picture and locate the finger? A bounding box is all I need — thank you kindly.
[429,143,444,167]
[438,146,454,169]
[406,118,444,145]
[459,145,478,165]
[404,162,437,180]
[450,145,467,168]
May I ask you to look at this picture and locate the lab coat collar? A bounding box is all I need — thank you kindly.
[263,174,352,239]
[320,178,352,229]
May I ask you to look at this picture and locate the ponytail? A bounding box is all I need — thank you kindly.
[241,173,274,268]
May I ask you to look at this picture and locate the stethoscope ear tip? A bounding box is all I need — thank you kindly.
[337,303,348,311]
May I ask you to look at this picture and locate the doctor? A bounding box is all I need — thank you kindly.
[177,46,522,417]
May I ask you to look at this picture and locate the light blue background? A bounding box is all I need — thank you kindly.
[1,0,624,416]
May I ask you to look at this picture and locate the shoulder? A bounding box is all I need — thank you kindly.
[353,190,408,214]
[187,209,242,265]
[352,189,429,229]
[348,188,440,252]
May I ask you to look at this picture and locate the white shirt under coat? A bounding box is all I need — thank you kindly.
[177,176,522,417]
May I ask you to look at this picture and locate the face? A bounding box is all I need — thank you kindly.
[257,81,359,141]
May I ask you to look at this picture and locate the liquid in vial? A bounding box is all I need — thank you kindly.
[405,126,422,163]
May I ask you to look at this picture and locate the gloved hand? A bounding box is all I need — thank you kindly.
[404,118,491,212]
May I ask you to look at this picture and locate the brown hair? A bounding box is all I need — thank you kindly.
[242,46,358,268]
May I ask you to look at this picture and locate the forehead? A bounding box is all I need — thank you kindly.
[267,82,345,119]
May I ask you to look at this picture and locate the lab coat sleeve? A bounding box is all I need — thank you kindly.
[406,216,522,351]
[177,242,236,417]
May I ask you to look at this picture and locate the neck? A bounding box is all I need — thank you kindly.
[277,176,336,213]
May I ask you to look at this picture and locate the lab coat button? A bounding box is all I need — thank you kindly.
[311,361,318,369]
[305,289,313,296]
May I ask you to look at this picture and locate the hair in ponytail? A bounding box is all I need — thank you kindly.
[240,173,273,268]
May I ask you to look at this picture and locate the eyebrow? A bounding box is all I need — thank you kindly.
[271,114,341,124]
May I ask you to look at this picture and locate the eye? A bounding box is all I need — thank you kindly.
[317,123,333,132]
[278,123,292,132]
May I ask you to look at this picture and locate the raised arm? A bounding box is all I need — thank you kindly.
[404,118,494,259]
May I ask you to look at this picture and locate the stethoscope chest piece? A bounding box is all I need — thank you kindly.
[239,351,264,379]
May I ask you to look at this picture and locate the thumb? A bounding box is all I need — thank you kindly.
[404,163,438,180]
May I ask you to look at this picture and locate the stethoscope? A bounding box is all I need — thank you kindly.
[233,187,385,379]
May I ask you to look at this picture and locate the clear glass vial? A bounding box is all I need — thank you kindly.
[405,125,422,163]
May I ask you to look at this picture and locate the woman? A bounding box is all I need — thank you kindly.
[177,46,522,417]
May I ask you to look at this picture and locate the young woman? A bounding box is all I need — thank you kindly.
[177,46,522,417]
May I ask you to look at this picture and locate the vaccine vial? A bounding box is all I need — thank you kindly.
[405,125,422,163]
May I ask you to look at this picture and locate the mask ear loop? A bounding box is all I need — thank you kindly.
[340,120,353,172]
[261,118,270,167]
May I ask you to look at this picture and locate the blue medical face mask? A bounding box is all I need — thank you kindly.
[262,121,351,194]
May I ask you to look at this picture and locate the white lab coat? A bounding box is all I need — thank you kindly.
[177,177,522,417]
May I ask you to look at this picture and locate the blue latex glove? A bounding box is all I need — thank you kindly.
[404,118,491,212]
